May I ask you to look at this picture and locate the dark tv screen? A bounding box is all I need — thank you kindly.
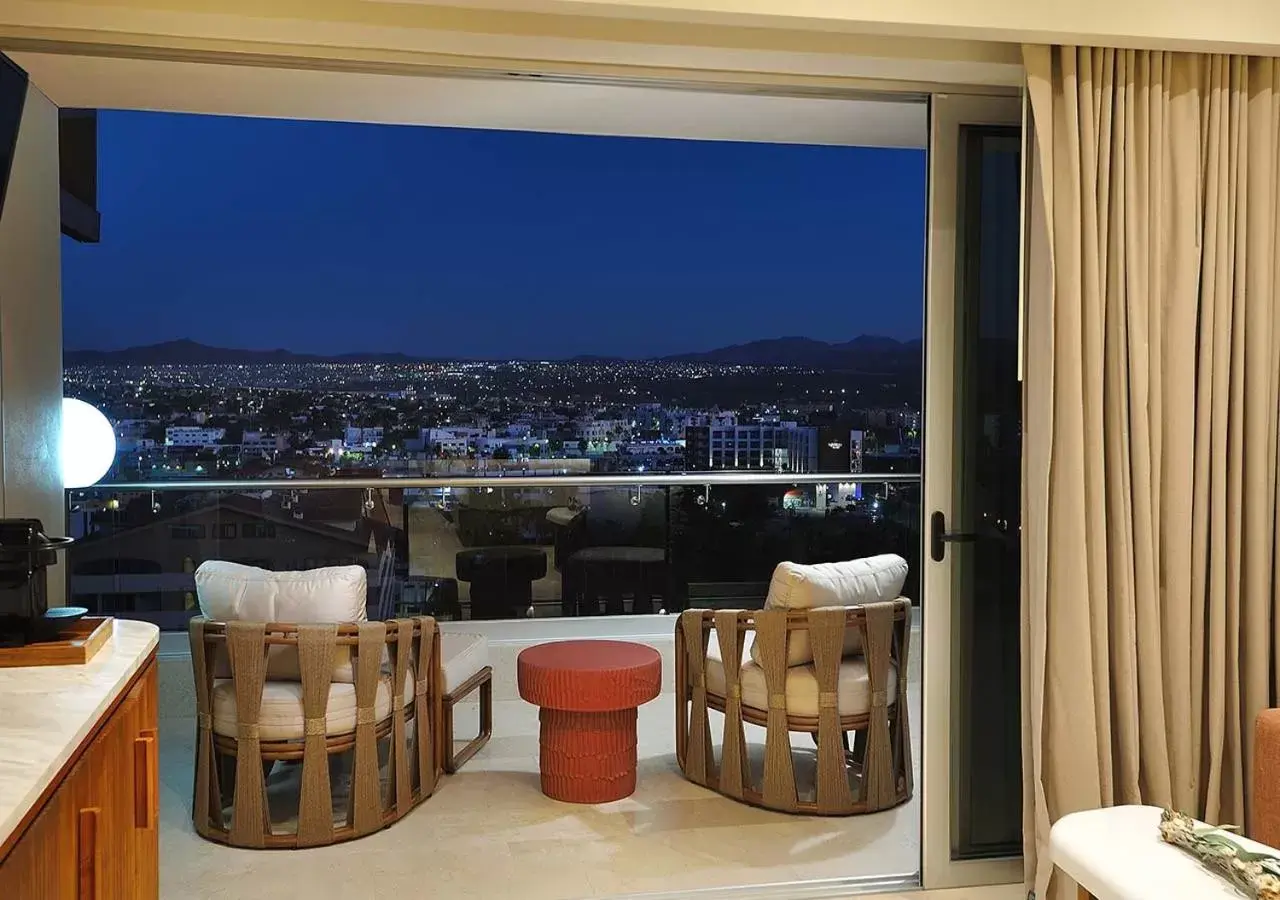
[0,53,29,222]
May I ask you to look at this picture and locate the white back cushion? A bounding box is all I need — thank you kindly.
[751,555,908,667]
[196,561,369,623]
[196,561,369,682]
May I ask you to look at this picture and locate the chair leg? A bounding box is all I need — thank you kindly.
[444,667,494,774]
[811,731,854,752]
[817,731,861,766]
[218,752,236,810]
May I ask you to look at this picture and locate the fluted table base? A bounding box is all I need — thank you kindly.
[517,640,661,805]
[538,707,638,803]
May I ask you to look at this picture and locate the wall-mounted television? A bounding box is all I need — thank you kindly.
[0,53,29,224]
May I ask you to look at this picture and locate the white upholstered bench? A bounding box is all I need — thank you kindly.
[1051,805,1270,900]
[440,632,492,773]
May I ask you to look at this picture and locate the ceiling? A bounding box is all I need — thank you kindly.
[12,52,928,148]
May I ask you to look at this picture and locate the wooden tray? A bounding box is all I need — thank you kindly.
[0,616,114,668]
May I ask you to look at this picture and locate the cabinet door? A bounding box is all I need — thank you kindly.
[0,659,159,900]
[71,659,159,900]
[128,663,159,900]
[0,781,78,900]
[75,685,134,900]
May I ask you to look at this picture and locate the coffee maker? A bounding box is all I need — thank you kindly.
[0,518,78,648]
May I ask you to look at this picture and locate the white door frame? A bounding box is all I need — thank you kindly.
[921,91,1025,891]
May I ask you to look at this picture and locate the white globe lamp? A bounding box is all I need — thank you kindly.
[62,398,117,488]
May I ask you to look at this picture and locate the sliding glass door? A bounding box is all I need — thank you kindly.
[921,93,1025,889]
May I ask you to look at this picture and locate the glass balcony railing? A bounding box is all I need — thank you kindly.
[64,473,921,630]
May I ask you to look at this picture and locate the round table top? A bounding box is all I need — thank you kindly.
[569,546,665,565]
[517,640,662,711]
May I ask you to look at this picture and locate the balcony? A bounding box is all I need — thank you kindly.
[66,474,922,898]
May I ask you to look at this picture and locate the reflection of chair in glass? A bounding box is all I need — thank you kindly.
[675,556,912,816]
[455,546,548,619]
[189,562,442,848]
[398,575,461,621]
[411,501,560,617]
[563,546,668,616]
[549,491,672,616]
[546,505,587,575]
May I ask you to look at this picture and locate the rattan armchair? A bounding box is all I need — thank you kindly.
[675,600,912,816]
[189,616,442,848]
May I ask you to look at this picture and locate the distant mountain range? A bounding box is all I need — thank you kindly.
[658,335,921,370]
[64,336,922,371]
[63,339,420,367]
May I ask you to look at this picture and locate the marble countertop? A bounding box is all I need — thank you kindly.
[0,619,159,852]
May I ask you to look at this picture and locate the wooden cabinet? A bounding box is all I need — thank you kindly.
[0,773,77,898]
[0,657,159,900]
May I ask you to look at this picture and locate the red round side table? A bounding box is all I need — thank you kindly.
[517,640,662,803]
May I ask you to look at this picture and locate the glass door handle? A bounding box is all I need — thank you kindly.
[930,510,977,562]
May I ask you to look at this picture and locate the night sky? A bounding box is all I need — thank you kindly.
[61,110,926,360]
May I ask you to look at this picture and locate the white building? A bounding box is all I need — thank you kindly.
[165,426,226,450]
[240,431,287,458]
[579,418,631,443]
[476,435,521,455]
[343,426,384,449]
[705,422,818,472]
[421,427,484,455]
[678,411,738,431]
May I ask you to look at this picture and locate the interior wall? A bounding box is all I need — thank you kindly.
[6,0,1280,88]
[8,53,929,147]
[435,0,1280,52]
[0,77,65,601]
[0,0,1022,90]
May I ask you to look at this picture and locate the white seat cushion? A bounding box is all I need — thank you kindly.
[442,632,489,696]
[196,561,369,683]
[211,667,415,742]
[1049,805,1264,900]
[752,555,909,667]
[708,631,898,718]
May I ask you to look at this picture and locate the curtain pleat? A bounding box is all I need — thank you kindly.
[1023,44,1280,900]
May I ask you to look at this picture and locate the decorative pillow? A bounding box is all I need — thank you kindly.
[749,555,908,668]
[196,561,369,682]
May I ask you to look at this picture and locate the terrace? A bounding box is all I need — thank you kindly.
[69,473,925,898]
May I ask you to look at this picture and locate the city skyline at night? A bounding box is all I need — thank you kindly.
[60,108,929,486]
[58,106,932,630]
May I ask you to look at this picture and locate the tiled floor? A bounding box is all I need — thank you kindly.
[157,634,926,900]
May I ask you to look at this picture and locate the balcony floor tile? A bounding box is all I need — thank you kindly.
[157,673,921,900]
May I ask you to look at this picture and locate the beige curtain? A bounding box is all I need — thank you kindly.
[1022,45,1280,899]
